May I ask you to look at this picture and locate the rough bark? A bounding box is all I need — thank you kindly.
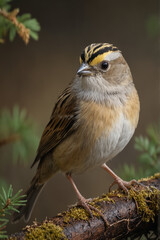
[9,175,160,240]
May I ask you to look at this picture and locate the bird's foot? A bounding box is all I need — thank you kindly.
[77,196,108,226]
[109,177,144,198]
[66,173,108,226]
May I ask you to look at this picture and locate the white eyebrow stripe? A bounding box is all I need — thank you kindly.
[104,51,121,61]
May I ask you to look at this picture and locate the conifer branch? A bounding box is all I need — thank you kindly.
[0,8,30,44]
[0,134,20,147]
[0,186,26,239]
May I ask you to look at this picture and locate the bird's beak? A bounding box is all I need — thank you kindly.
[77,63,92,76]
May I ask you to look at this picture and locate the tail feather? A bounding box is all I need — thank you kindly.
[12,182,44,223]
[12,153,58,223]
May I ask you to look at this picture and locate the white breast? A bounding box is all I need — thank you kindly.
[87,112,135,168]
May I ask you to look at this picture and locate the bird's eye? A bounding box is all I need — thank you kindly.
[101,61,109,70]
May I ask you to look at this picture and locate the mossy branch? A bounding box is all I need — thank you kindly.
[9,174,160,240]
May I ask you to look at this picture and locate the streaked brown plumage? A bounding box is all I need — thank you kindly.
[32,85,78,168]
[12,43,140,223]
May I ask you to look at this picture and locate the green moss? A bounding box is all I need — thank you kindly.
[92,193,115,204]
[63,207,90,223]
[139,172,160,182]
[25,173,160,235]
[129,186,160,222]
[62,192,120,224]
[153,172,160,179]
[25,221,67,240]
[62,189,122,224]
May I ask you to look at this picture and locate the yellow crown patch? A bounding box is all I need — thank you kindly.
[80,43,118,66]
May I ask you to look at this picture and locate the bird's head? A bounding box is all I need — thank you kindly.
[77,43,133,89]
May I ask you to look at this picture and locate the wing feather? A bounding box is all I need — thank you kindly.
[31,85,78,168]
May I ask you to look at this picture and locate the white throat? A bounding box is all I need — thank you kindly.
[72,75,134,107]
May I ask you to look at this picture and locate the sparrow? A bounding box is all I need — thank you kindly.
[12,43,140,223]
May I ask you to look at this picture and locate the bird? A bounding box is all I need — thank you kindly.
[12,43,140,223]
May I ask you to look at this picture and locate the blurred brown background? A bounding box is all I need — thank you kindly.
[0,0,159,234]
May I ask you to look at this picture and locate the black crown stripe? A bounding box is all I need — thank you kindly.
[80,44,118,63]
[88,46,118,63]
[92,43,103,53]
[86,45,91,53]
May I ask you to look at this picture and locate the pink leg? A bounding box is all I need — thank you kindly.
[66,173,108,225]
[101,163,138,194]
[66,173,92,214]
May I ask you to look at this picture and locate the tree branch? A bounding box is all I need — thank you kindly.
[9,174,160,240]
[0,134,20,147]
[0,8,30,44]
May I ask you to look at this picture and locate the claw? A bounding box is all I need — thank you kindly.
[109,180,117,192]
[78,195,109,227]
[66,174,108,227]
[109,177,144,200]
[77,196,93,217]
[101,163,145,199]
[77,197,108,226]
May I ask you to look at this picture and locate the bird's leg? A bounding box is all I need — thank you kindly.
[66,173,108,225]
[66,173,93,216]
[101,163,140,195]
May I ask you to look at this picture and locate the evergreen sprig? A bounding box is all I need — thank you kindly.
[121,121,160,180]
[0,105,40,165]
[0,0,40,44]
[0,185,26,239]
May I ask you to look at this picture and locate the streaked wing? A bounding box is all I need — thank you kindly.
[31,85,78,167]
